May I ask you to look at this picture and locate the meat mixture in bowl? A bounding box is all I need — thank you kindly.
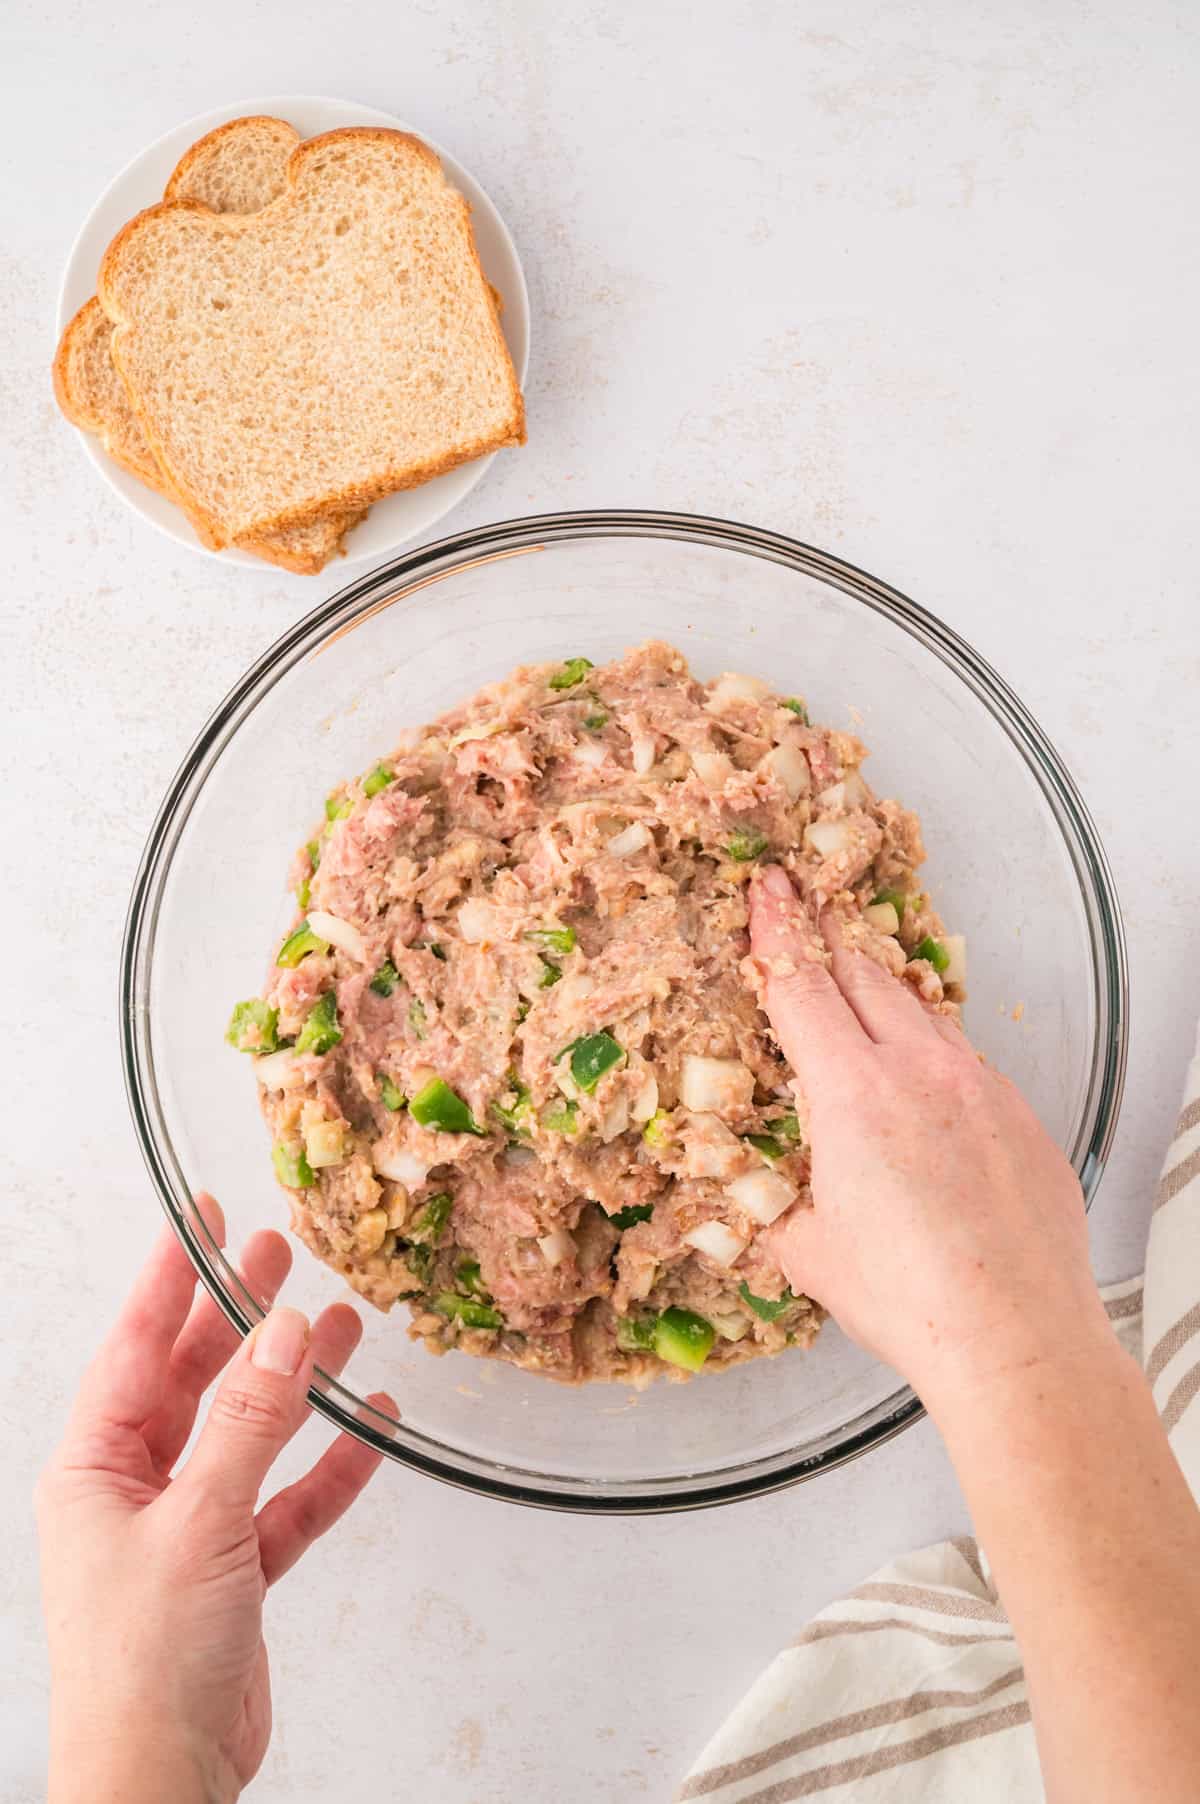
[226,642,965,1384]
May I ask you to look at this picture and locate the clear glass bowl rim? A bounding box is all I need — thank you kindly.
[121,508,1129,1513]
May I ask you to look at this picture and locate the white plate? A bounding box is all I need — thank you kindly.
[56,96,531,573]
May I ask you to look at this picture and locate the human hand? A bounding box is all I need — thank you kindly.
[36,1198,393,1804]
[748,866,1109,1409]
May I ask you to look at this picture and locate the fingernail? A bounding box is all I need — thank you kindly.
[365,1392,400,1441]
[251,1306,310,1375]
[761,866,794,899]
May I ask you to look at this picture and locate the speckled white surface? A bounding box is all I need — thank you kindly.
[4,4,1199,1799]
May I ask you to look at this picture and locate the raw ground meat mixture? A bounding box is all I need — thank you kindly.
[226,642,964,1384]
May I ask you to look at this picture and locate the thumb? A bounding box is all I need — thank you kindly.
[179,1306,313,1516]
[762,1201,831,1311]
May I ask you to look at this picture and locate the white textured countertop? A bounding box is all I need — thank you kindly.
[4,4,1199,1798]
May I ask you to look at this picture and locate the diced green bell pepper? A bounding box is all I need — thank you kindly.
[642,1109,672,1149]
[432,1292,503,1330]
[564,1031,623,1093]
[493,1080,535,1139]
[548,656,594,691]
[609,1202,653,1230]
[406,1243,435,1285]
[276,920,330,967]
[542,1099,579,1134]
[409,1077,484,1136]
[225,998,279,1055]
[738,1280,796,1322]
[272,1141,314,1189]
[725,831,768,862]
[370,960,399,996]
[295,991,342,1056]
[913,935,950,974]
[654,1307,716,1371]
[378,1074,405,1112]
[408,1191,453,1244]
[527,925,577,954]
[744,1132,784,1163]
[363,764,395,797]
[455,1259,489,1298]
[297,838,320,909]
[616,1315,657,1352]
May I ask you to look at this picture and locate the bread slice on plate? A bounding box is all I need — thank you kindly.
[54,116,361,573]
[164,114,300,213]
[97,128,525,549]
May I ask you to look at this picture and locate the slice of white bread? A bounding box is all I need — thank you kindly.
[54,295,166,489]
[164,114,301,213]
[54,117,362,573]
[97,129,525,547]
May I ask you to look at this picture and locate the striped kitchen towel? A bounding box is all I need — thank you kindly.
[675,1019,1200,1802]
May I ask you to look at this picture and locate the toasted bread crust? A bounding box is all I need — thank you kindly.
[97,127,525,548]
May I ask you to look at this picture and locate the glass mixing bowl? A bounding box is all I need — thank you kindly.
[122,511,1128,1512]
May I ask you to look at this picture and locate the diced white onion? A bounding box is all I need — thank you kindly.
[253,1048,303,1090]
[504,1145,537,1168]
[691,748,735,790]
[761,737,811,800]
[724,1168,798,1226]
[628,1258,658,1300]
[708,672,771,709]
[515,964,547,1003]
[573,736,607,768]
[456,896,502,944]
[607,821,650,858]
[684,1220,748,1267]
[805,818,855,859]
[537,1227,575,1268]
[554,1067,581,1103]
[556,972,596,1005]
[392,727,422,753]
[711,1309,751,1342]
[600,1092,631,1143]
[372,1144,431,1186]
[863,900,900,935]
[304,1121,346,1169]
[680,1112,742,1178]
[816,770,868,810]
[630,731,657,775]
[941,934,967,986]
[449,719,506,747]
[679,1054,754,1116]
[306,910,367,964]
[630,1067,659,1124]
